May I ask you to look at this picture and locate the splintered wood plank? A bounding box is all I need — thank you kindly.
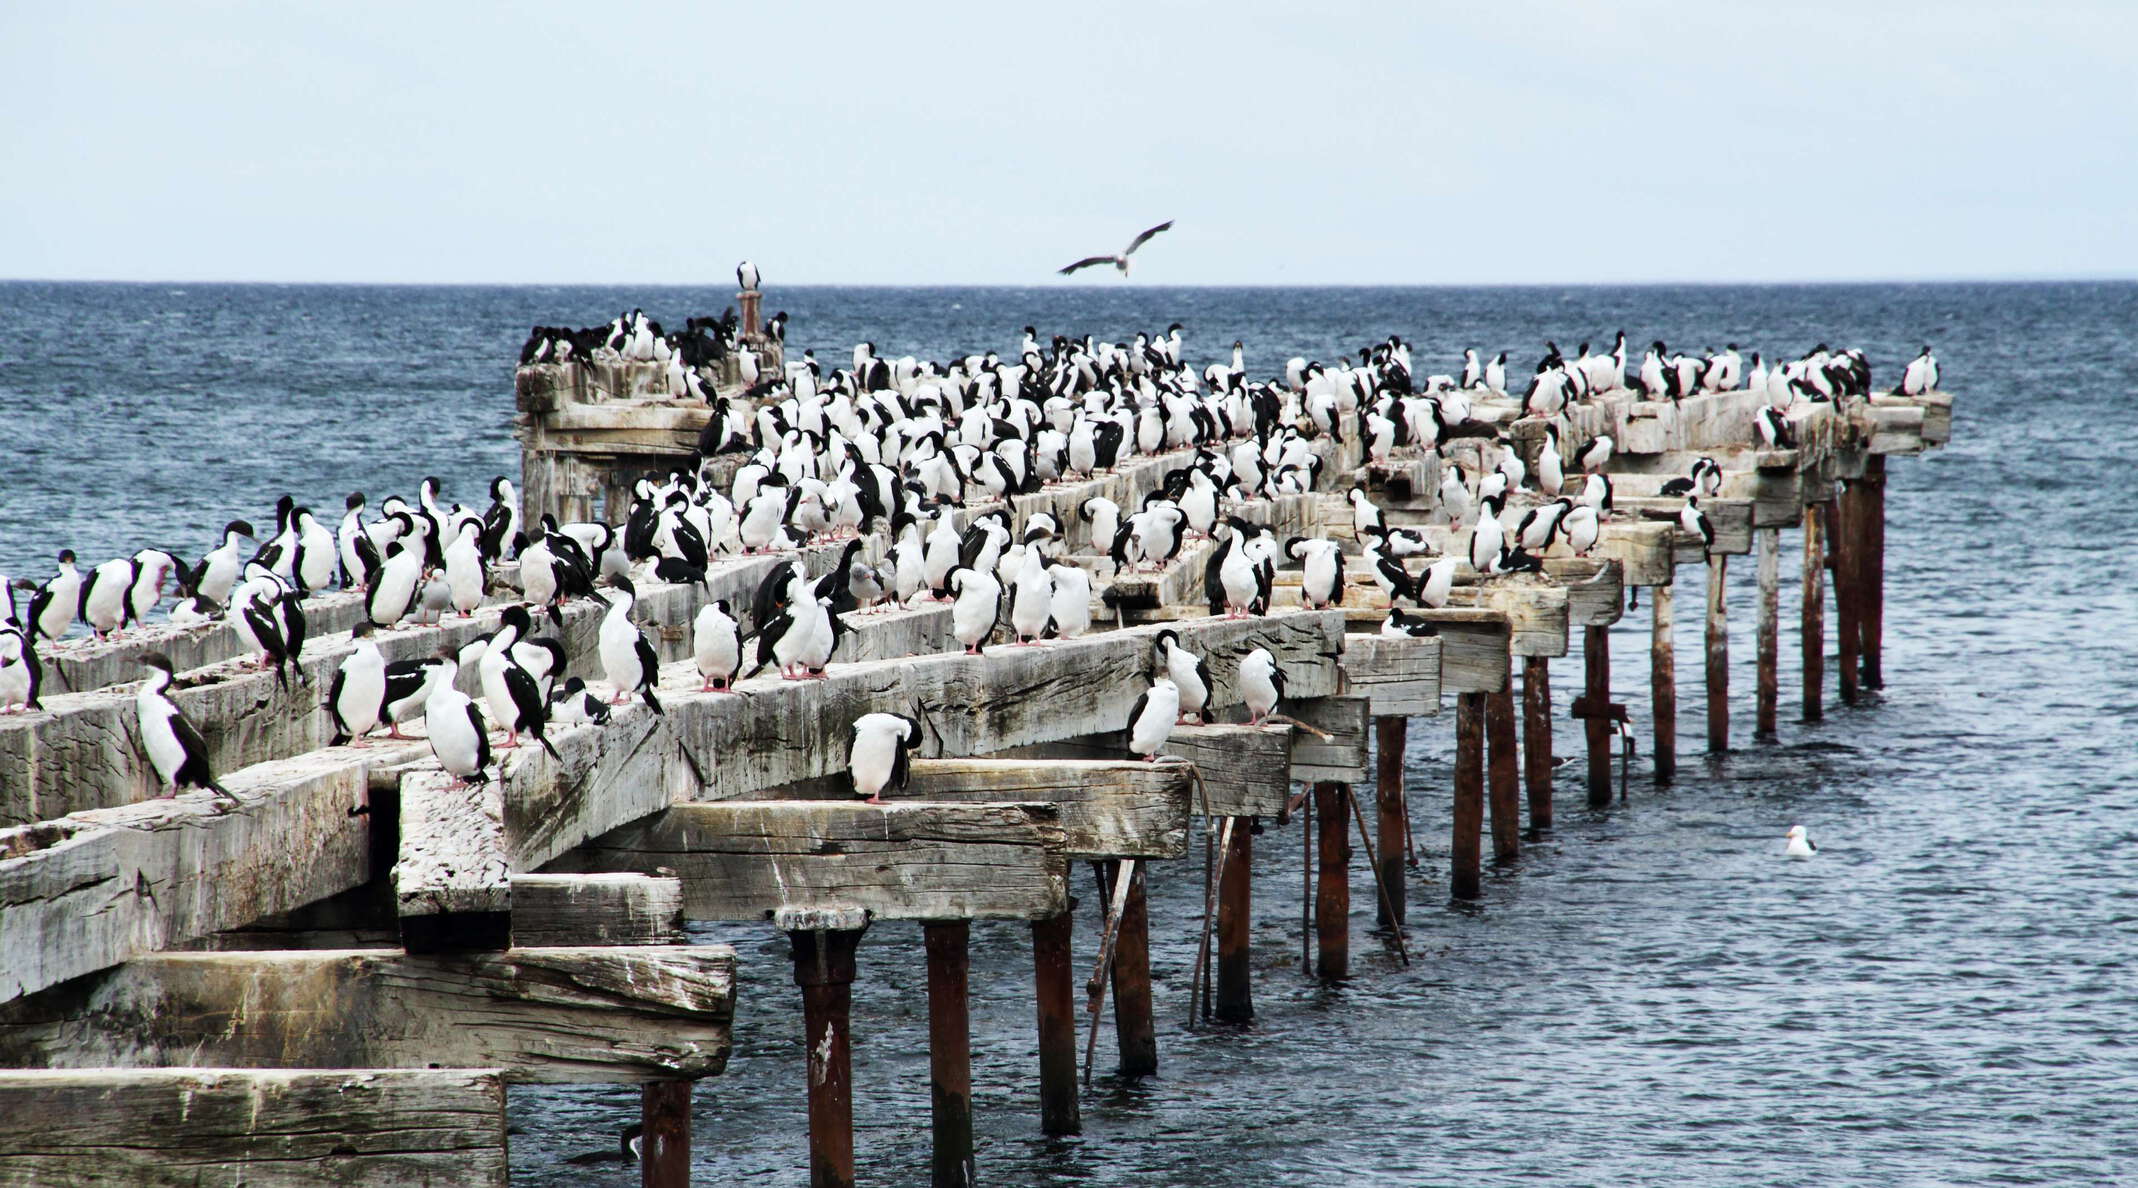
[1339,633,1442,716]
[0,1068,509,1188]
[1549,558,1625,627]
[510,873,685,947]
[1287,697,1370,783]
[553,801,1070,922]
[1003,723,1294,818]
[395,772,510,952]
[887,759,1191,859]
[0,947,734,1084]
[0,750,373,1005]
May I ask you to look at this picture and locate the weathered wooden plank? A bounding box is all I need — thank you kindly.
[509,873,686,947]
[1548,557,1625,627]
[1338,633,1442,716]
[1287,696,1370,783]
[0,750,374,1005]
[887,759,1190,860]
[0,947,734,1083]
[553,802,1070,922]
[1455,578,1569,658]
[1416,611,1512,695]
[395,771,510,952]
[1004,723,1294,818]
[0,1068,508,1187]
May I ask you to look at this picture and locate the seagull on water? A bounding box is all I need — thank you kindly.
[1784,825,1818,860]
[1058,220,1174,277]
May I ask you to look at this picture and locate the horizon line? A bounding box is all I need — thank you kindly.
[1,273,2132,290]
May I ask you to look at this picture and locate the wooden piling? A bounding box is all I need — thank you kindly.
[1486,680,1520,863]
[1452,694,1485,899]
[1651,583,1676,783]
[924,921,975,1188]
[1373,717,1407,926]
[1522,657,1552,831]
[1108,863,1159,1077]
[789,924,866,1188]
[1029,908,1080,1135]
[1313,782,1350,979]
[1216,819,1253,1022]
[1832,491,1860,706]
[1584,625,1611,807]
[641,1082,692,1188]
[1803,503,1826,721]
[1705,554,1729,753]
[1862,456,1887,689]
[1756,527,1780,739]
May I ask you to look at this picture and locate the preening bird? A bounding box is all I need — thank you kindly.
[1057,220,1174,277]
[693,599,741,691]
[849,712,920,804]
[1125,675,1181,761]
[1239,646,1285,725]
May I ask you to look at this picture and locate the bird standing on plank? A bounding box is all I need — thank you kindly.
[849,713,921,804]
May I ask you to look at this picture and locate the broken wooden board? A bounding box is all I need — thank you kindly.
[1286,696,1371,783]
[395,772,511,953]
[1002,723,1294,818]
[0,749,373,1005]
[0,946,734,1084]
[0,1068,509,1187]
[1548,557,1626,627]
[1338,632,1442,716]
[867,758,1189,860]
[552,801,1070,922]
[510,873,686,948]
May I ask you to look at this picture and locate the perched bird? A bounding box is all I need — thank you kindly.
[1288,537,1345,610]
[693,600,741,691]
[1561,504,1601,558]
[1680,495,1715,552]
[135,653,233,803]
[379,650,458,740]
[1125,675,1181,761]
[1009,543,1055,645]
[1046,563,1093,640]
[1057,220,1174,277]
[849,712,921,804]
[1414,556,1457,608]
[1784,824,1818,860]
[0,622,42,713]
[1382,606,1438,637]
[1572,434,1613,474]
[547,677,613,727]
[1239,646,1285,725]
[424,678,492,788]
[597,577,665,711]
[325,622,388,746]
[27,551,81,642]
[948,566,1002,655]
[1154,630,1212,725]
[736,260,761,291]
[480,606,560,758]
[1899,346,1938,396]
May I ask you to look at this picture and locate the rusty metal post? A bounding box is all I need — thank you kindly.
[1862,456,1886,689]
[1314,782,1350,979]
[1486,678,1520,862]
[1756,527,1780,739]
[1029,907,1080,1135]
[1705,554,1729,752]
[1652,582,1677,782]
[1374,717,1407,925]
[738,289,763,340]
[790,926,865,1188]
[1216,819,1254,1022]
[1522,656,1552,832]
[1452,694,1485,899]
[1584,625,1612,806]
[1109,863,1158,1077]
[1832,490,1860,706]
[1803,503,1826,721]
[640,1082,690,1188]
[924,921,975,1187]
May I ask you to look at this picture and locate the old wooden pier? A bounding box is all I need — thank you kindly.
[0,321,1948,1185]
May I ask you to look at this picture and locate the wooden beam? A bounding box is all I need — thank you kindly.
[881,758,1190,860]
[1706,554,1729,752]
[1029,909,1080,1135]
[510,873,685,948]
[1486,680,1520,863]
[0,749,372,1005]
[1584,625,1612,807]
[1522,657,1552,831]
[396,771,511,953]
[0,946,734,1083]
[0,1068,509,1187]
[1006,723,1293,818]
[1652,583,1677,783]
[1337,633,1441,716]
[1451,694,1484,900]
[1287,696,1370,784]
[1756,527,1780,739]
[554,801,1070,922]
[1373,717,1406,926]
[1802,505,1826,721]
[1313,783,1349,979]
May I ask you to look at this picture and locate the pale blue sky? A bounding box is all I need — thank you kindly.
[2,1,2131,285]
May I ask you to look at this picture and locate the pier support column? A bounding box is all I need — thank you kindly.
[738,289,764,339]
[1452,694,1485,900]
[1522,657,1553,832]
[1862,456,1887,689]
[640,1082,691,1188]
[790,924,867,1188]
[1652,583,1677,783]
[1584,625,1612,806]
[1705,554,1729,753]
[1374,718,1407,926]
[1756,528,1780,739]
[1832,493,1860,706]
[1216,820,1254,1022]
[1802,504,1826,721]
[924,921,975,1188]
[1486,679,1520,863]
[1106,863,1158,1077]
[1314,782,1350,979]
[1029,908,1080,1135]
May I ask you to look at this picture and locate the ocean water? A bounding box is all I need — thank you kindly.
[2,281,2133,1186]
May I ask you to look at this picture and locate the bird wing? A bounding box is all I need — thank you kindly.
[1057,256,1118,276]
[1123,221,1174,256]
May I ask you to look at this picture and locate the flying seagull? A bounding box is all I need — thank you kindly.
[1058,220,1174,277]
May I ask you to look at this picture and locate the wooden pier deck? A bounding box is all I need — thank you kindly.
[0,343,1950,1185]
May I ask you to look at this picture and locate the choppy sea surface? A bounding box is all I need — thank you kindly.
[3,281,2133,1186]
